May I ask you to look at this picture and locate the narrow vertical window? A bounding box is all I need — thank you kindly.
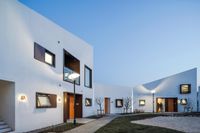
[84,65,92,88]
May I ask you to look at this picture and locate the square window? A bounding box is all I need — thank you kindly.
[85,98,92,106]
[139,100,145,106]
[180,99,187,105]
[116,99,123,108]
[180,84,191,94]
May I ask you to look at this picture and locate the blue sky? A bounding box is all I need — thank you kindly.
[20,0,200,87]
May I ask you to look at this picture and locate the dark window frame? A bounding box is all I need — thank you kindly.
[63,49,80,85]
[36,92,57,108]
[139,99,145,106]
[34,42,56,67]
[180,99,187,105]
[85,98,92,106]
[115,99,123,108]
[84,65,92,88]
[180,84,191,94]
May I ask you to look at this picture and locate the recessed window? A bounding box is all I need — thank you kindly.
[180,99,187,105]
[85,98,92,106]
[36,92,57,108]
[180,84,191,94]
[116,99,123,108]
[84,65,92,88]
[63,50,80,85]
[34,42,55,67]
[139,100,145,106]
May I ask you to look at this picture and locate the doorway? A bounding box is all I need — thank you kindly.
[156,97,178,112]
[63,92,82,122]
[104,98,110,114]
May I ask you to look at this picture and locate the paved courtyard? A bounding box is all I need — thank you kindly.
[131,116,200,133]
[64,115,118,133]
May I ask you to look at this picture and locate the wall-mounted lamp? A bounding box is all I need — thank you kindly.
[57,96,62,103]
[18,94,27,102]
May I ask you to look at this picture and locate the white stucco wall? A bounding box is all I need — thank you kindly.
[133,68,198,113]
[0,0,94,132]
[94,83,132,114]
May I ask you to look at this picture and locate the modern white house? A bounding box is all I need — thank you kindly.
[0,0,95,132]
[133,68,198,113]
[1,0,200,133]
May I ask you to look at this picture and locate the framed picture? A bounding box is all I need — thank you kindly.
[139,100,145,106]
[180,99,187,105]
[85,98,92,106]
[180,84,191,94]
[115,99,123,108]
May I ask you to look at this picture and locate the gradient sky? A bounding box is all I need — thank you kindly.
[19,0,200,87]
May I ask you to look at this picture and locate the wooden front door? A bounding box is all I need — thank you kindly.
[104,98,110,114]
[165,98,178,112]
[63,92,83,122]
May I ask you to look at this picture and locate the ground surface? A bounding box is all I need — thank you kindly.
[132,116,200,133]
[95,114,183,133]
[64,115,117,133]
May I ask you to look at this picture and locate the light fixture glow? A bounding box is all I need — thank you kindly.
[18,94,27,102]
[151,90,156,94]
[68,72,80,80]
[57,96,62,103]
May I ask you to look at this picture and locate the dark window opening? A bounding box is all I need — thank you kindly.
[36,92,57,108]
[84,65,92,88]
[63,50,80,85]
[34,42,55,67]
[85,98,92,106]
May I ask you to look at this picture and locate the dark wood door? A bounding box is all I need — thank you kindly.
[165,98,177,112]
[105,98,110,114]
[63,93,82,122]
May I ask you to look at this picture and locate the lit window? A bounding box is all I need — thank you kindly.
[34,42,55,67]
[45,52,53,65]
[180,84,191,94]
[85,98,92,106]
[139,100,145,106]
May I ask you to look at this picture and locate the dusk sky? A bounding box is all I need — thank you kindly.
[19,0,200,87]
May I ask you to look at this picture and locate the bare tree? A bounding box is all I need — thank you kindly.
[96,97,104,115]
[123,97,132,113]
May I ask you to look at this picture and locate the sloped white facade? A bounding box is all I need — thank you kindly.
[133,68,198,113]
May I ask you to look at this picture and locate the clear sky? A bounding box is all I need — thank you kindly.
[19,0,200,87]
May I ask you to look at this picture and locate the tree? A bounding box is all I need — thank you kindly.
[96,97,104,115]
[123,97,132,113]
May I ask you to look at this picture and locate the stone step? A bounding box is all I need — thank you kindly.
[0,128,12,133]
[0,125,8,129]
[0,122,5,125]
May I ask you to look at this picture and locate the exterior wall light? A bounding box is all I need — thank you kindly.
[57,96,62,103]
[18,94,27,102]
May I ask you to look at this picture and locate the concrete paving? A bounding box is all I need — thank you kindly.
[132,116,200,133]
[64,115,118,133]
[67,118,96,124]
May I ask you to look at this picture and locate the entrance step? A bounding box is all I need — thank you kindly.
[0,120,12,133]
[0,122,5,125]
[0,128,12,133]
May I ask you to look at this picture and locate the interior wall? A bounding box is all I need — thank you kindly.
[0,80,15,130]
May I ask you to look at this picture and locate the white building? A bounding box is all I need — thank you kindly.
[0,0,200,133]
[0,0,94,132]
[133,68,198,113]
[94,83,132,114]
